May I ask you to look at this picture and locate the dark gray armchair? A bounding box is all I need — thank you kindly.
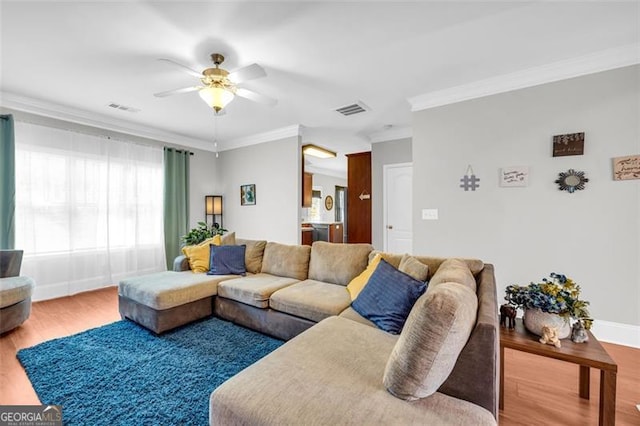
[0,250,35,334]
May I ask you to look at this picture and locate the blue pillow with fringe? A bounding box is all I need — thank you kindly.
[207,244,247,276]
[352,258,427,334]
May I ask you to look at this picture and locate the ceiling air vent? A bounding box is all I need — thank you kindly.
[107,102,141,113]
[334,101,370,116]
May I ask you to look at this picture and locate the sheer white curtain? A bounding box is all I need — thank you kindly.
[15,122,166,300]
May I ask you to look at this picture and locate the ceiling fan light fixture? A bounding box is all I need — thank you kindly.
[199,85,235,112]
[302,144,336,159]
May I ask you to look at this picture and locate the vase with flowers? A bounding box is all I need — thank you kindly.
[504,272,592,339]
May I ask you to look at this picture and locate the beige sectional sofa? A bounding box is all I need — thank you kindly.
[118,239,499,425]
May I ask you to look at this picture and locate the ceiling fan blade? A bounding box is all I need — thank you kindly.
[154,86,200,98]
[158,58,202,78]
[228,63,267,83]
[235,88,277,106]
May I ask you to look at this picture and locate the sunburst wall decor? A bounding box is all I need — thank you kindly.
[555,169,588,193]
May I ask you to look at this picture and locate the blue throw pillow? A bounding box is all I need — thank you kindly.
[207,244,247,276]
[352,258,427,334]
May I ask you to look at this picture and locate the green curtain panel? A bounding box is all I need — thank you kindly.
[0,115,16,249]
[163,148,190,269]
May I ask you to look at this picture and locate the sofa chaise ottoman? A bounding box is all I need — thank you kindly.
[118,271,239,333]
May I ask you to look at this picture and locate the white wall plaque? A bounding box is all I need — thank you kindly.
[500,166,529,187]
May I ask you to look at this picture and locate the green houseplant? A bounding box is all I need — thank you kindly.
[505,272,592,337]
[181,222,227,246]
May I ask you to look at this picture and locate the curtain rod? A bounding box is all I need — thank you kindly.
[164,147,194,156]
[13,116,148,145]
[13,116,195,154]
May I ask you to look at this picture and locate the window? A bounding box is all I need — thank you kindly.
[15,122,166,298]
[307,187,322,222]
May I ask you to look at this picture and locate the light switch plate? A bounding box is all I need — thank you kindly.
[422,209,438,220]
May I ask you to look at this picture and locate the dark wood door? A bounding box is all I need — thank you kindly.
[346,151,371,243]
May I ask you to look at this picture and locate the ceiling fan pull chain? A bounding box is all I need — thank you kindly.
[213,114,219,158]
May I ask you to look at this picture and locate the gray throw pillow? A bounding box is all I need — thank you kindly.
[398,254,429,282]
[383,282,478,400]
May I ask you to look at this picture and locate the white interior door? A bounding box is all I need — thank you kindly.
[384,163,412,254]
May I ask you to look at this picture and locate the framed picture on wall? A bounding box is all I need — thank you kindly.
[240,184,256,206]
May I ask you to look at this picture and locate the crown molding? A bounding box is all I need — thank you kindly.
[0,91,215,152]
[409,44,640,112]
[221,124,302,151]
[369,125,412,143]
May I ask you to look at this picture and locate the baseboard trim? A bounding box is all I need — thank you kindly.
[33,283,114,302]
[591,319,640,349]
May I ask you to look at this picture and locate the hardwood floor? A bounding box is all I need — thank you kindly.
[1,287,639,425]
[0,287,121,405]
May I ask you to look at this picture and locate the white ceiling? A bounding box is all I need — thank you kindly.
[1,1,638,175]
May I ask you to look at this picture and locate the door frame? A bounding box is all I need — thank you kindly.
[382,162,413,252]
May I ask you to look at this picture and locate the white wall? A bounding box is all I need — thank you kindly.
[301,173,347,223]
[371,138,412,249]
[412,65,639,328]
[220,135,300,244]
[188,149,221,229]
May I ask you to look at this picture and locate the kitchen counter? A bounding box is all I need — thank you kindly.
[301,222,344,244]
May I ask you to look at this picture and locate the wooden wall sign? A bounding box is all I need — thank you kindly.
[613,155,640,181]
[553,132,584,157]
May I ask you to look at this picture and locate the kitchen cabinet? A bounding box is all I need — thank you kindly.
[302,172,313,207]
[329,223,343,243]
[301,228,313,246]
[303,222,344,243]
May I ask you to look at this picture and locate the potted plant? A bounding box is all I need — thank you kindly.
[181,222,227,246]
[505,272,592,339]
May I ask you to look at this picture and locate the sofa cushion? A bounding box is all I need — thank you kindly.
[235,238,267,274]
[208,244,247,276]
[118,271,235,310]
[0,276,35,309]
[398,254,430,282]
[261,242,311,281]
[428,258,477,292]
[217,274,299,308]
[308,241,373,286]
[383,282,478,401]
[221,232,236,246]
[367,251,403,268]
[352,259,427,334]
[269,279,351,323]
[338,306,376,328]
[368,251,484,279]
[209,316,496,426]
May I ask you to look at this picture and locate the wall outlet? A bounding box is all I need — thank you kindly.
[422,209,438,220]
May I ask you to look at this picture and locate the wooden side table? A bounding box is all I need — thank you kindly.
[500,319,617,426]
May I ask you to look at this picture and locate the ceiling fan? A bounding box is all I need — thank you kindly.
[154,53,277,113]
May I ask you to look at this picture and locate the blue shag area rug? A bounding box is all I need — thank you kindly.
[17,317,283,425]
